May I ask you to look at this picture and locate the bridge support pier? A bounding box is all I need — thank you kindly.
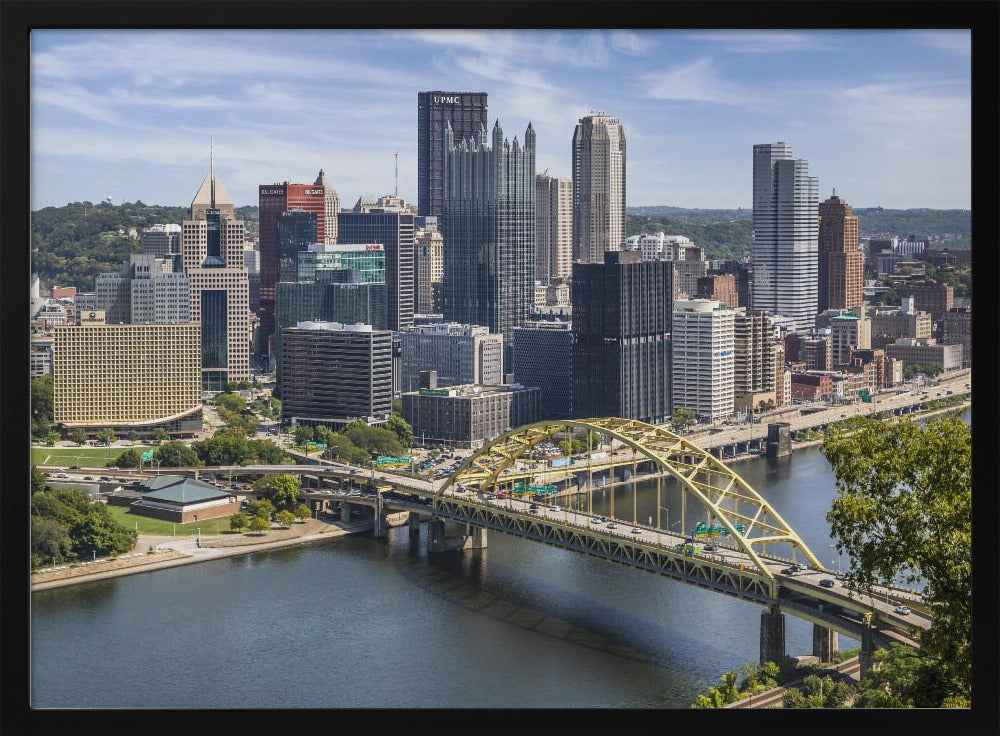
[859,620,875,680]
[427,520,488,553]
[373,511,388,538]
[759,605,786,665]
[408,512,422,542]
[340,503,352,524]
[811,624,839,663]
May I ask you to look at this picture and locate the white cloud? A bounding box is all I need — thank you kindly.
[643,58,745,104]
[610,31,652,57]
[913,31,971,57]
[684,31,831,54]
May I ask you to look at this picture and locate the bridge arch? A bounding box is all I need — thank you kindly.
[440,417,822,579]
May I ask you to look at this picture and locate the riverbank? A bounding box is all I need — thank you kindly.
[30,517,374,592]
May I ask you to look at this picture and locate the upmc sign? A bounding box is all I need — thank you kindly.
[433,95,462,104]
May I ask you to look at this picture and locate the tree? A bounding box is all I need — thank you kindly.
[32,465,49,495]
[670,408,697,432]
[215,391,245,413]
[156,441,200,467]
[193,427,256,466]
[248,515,270,535]
[31,374,55,439]
[247,499,275,520]
[312,424,336,447]
[260,474,301,511]
[127,429,140,444]
[150,427,169,444]
[923,362,944,377]
[96,428,116,446]
[294,425,315,445]
[324,433,370,465]
[294,504,311,523]
[344,423,404,457]
[70,429,88,446]
[249,439,291,465]
[386,413,414,449]
[275,510,295,528]
[823,416,971,701]
[46,429,61,446]
[113,448,142,468]
[31,516,73,568]
[229,513,248,532]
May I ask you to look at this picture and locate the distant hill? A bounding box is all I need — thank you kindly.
[30,201,259,291]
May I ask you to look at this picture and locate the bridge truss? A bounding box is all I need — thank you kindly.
[440,418,823,580]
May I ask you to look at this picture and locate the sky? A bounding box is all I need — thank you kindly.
[30,29,971,211]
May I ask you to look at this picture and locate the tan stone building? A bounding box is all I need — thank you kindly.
[414,227,444,314]
[53,319,202,435]
[535,173,572,282]
[818,193,863,312]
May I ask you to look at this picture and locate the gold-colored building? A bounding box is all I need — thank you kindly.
[53,319,202,433]
[818,193,863,312]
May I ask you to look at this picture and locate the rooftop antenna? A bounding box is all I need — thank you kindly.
[210,137,216,207]
[394,150,399,198]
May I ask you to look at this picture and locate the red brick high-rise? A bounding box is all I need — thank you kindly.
[818,193,863,312]
[258,177,328,361]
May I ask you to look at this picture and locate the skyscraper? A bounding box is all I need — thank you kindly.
[182,154,251,390]
[276,209,318,283]
[442,120,535,357]
[572,251,672,423]
[535,173,572,282]
[818,192,863,312]
[751,142,819,331]
[417,91,488,217]
[338,206,415,332]
[671,300,735,421]
[572,113,626,264]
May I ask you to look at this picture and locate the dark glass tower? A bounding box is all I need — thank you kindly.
[442,120,535,364]
[572,251,673,423]
[338,210,414,331]
[276,209,317,282]
[417,91,488,217]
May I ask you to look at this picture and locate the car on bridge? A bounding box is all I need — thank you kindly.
[894,605,912,616]
[820,578,835,588]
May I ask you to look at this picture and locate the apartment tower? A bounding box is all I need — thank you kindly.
[572,113,626,264]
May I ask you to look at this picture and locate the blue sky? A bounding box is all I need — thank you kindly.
[30,29,971,211]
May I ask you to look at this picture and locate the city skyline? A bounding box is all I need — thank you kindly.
[31,29,971,211]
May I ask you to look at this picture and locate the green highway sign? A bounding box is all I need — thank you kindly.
[141,451,155,462]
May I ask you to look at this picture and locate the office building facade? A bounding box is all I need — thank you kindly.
[751,142,819,331]
[400,323,503,392]
[535,173,573,282]
[671,300,736,421]
[733,309,778,412]
[339,208,415,332]
[829,313,871,366]
[417,91,488,217]
[442,120,535,350]
[572,251,672,423]
[280,321,393,428]
[572,113,626,263]
[297,243,386,284]
[818,193,863,312]
[53,319,202,434]
[939,308,971,367]
[511,321,574,419]
[414,227,444,314]
[276,209,318,283]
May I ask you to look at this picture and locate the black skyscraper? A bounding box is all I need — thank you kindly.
[572,251,673,423]
[418,91,488,217]
[276,209,317,283]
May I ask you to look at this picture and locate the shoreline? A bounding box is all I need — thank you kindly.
[31,518,374,592]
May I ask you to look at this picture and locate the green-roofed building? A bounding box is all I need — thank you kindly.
[129,474,239,523]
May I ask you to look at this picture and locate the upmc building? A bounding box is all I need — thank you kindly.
[417,91,488,218]
[258,183,328,359]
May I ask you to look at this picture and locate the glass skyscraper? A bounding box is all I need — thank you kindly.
[751,142,819,332]
[442,120,535,359]
[417,91,488,217]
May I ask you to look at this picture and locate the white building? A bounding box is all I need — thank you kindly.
[751,142,819,332]
[572,113,626,263]
[399,322,504,392]
[671,299,735,421]
[623,233,695,261]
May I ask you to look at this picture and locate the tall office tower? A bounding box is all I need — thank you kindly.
[671,300,736,421]
[535,173,573,282]
[818,192,863,312]
[244,247,261,313]
[443,120,535,360]
[572,113,626,263]
[339,205,415,331]
[280,321,393,429]
[572,251,672,423]
[257,174,331,359]
[95,271,131,324]
[182,156,251,390]
[414,227,444,314]
[751,142,819,331]
[315,169,341,245]
[53,316,202,436]
[297,243,386,284]
[399,323,504,392]
[417,91,489,217]
[141,223,182,264]
[276,209,318,283]
[95,254,191,325]
[733,309,777,412]
[511,321,574,419]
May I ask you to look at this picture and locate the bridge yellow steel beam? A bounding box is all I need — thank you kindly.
[442,417,823,580]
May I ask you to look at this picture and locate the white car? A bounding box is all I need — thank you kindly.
[550,505,561,512]
[894,605,912,616]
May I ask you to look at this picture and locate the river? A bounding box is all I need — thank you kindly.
[29,409,968,708]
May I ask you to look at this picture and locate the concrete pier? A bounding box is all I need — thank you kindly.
[859,619,875,680]
[427,520,488,553]
[760,605,786,664]
[765,423,792,458]
[812,624,839,663]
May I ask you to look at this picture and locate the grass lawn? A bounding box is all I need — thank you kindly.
[31,445,160,467]
[105,504,238,536]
